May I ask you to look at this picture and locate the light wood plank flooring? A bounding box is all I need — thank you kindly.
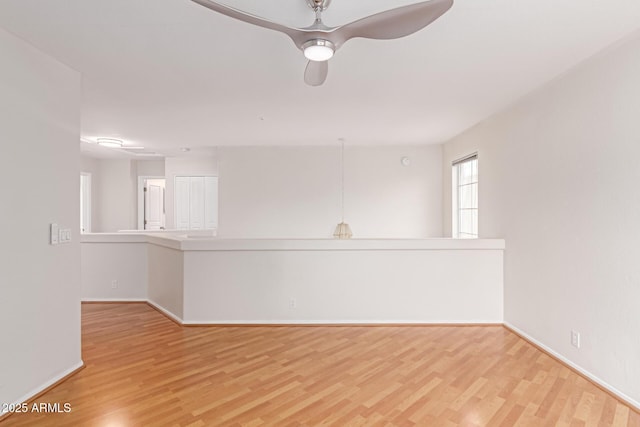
[2,303,639,426]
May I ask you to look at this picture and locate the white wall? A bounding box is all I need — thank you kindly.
[135,159,165,177]
[165,156,218,230]
[95,159,136,232]
[442,32,640,405]
[81,243,147,301]
[0,27,82,407]
[148,245,184,320]
[82,235,503,325]
[84,147,442,237]
[218,145,442,238]
[182,248,503,324]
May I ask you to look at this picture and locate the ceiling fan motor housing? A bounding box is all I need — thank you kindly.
[306,0,331,11]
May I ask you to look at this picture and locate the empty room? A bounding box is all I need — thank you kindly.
[1,0,640,425]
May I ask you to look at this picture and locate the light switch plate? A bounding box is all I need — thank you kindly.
[59,229,72,243]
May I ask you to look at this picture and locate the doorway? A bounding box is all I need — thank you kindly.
[137,177,166,230]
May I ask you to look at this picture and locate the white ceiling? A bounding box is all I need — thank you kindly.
[1,0,640,155]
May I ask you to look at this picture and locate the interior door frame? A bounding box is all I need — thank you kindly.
[80,172,92,233]
[137,176,165,230]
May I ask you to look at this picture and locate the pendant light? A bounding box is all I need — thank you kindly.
[333,139,352,239]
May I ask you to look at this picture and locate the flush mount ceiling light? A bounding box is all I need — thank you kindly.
[97,138,123,148]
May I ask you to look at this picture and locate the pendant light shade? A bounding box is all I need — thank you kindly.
[334,139,352,239]
[333,222,352,239]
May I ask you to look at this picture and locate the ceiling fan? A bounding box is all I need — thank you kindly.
[190,0,454,86]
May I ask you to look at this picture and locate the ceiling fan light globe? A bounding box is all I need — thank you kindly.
[302,39,334,61]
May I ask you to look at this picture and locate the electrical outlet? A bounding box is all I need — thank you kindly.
[111,280,118,289]
[289,298,297,309]
[571,330,581,349]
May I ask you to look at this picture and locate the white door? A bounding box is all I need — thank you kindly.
[175,177,191,230]
[175,176,218,230]
[189,177,205,230]
[144,179,165,230]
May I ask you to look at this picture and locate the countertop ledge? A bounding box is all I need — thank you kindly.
[81,233,505,251]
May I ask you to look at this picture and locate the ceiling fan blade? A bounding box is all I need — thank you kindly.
[190,0,304,42]
[331,0,453,46]
[190,0,453,85]
[304,60,329,86]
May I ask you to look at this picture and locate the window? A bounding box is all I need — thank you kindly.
[452,154,478,239]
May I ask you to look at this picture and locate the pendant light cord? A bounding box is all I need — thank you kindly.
[341,140,345,223]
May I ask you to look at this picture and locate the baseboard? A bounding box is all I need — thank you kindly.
[504,322,640,413]
[138,299,501,327]
[146,300,184,325]
[0,361,84,422]
[181,320,504,326]
[82,298,147,303]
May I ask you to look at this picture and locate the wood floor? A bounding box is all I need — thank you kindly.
[2,303,638,426]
